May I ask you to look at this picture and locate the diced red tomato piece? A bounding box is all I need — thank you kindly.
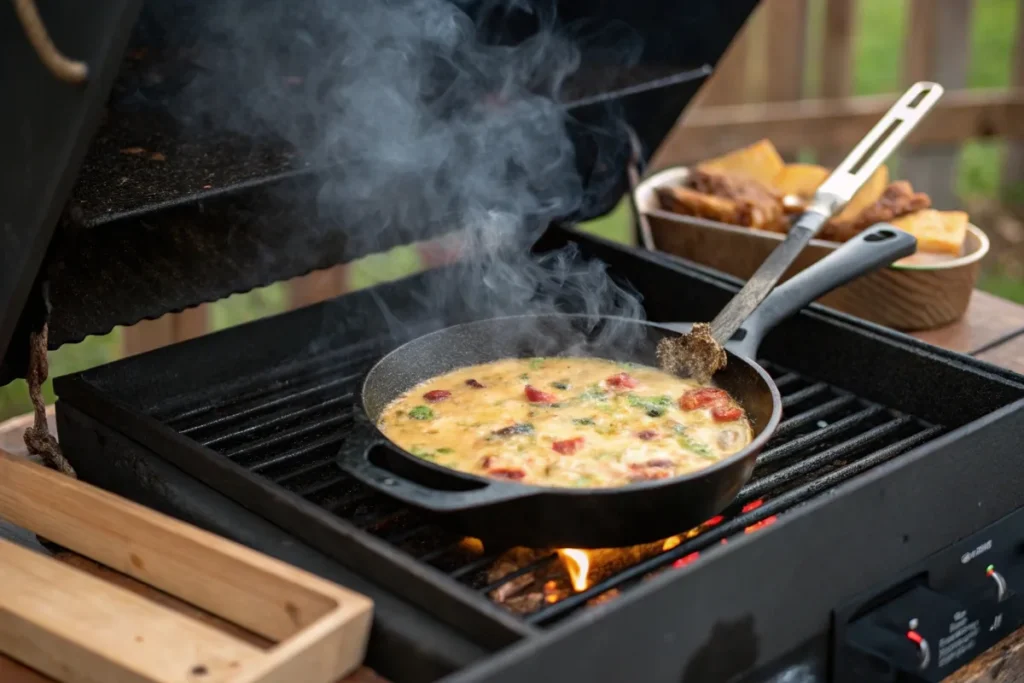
[711,403,744,422]
[552,437,585,455]
[635,429,659,441]
[423,389,452,402]
[678,387,729,410]
[524,385,558,403]
[487,467,526,480]
[605,372,638,390]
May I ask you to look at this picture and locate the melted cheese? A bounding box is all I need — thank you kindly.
[377,357,753,489]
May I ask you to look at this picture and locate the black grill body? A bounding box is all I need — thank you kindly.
[55,227,1024,683]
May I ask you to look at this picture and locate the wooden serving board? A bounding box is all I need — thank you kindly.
[0,449,373,683]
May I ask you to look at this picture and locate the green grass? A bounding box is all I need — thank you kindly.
[2,0,1022,421]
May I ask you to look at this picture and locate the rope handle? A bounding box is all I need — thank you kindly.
[23,325,76,478]
[11,0,89,85]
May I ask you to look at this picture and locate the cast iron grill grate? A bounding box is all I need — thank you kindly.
[151,348,945,627]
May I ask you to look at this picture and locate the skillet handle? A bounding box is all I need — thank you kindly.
[336,416,537,513]
[728,224,918,358]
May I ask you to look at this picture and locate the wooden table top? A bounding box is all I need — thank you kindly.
[3,289,1024,682]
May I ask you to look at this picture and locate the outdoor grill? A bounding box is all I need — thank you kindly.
[6,1,1024,682]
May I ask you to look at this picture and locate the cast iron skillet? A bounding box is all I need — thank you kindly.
[336,225,917,548]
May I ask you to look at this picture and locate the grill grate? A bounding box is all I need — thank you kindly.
[150,348,944,627]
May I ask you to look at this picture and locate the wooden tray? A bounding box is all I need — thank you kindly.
[0,449,373,683]
[634,166,991,331]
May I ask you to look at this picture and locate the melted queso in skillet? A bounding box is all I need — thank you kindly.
[376,357,753,488]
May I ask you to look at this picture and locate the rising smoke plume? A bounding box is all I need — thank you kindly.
[161,0,646,342]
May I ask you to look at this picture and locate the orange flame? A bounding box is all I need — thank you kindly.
[662,536,682,551]
[558,549,591,591]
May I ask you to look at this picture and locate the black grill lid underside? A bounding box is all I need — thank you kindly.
[1,0,759,384]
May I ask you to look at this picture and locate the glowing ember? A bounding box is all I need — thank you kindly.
[543,580,560,603]
[459,537,485,554]
[662,536,682,551]
[558,549,591,592]
[741,499,764,513]
[672,552,700,568]
[704,515,724,527]
[744,515,778,534]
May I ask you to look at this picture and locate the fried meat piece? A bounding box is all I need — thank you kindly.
[820,181,931,242]
[656,186,744,224]
[657,169,787,231]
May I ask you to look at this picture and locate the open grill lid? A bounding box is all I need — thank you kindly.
[0,0,758,384]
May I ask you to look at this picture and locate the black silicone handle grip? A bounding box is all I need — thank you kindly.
[728,224,918,358]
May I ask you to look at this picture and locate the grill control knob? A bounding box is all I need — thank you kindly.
[986,565,1008,603]
[906,630,930,670]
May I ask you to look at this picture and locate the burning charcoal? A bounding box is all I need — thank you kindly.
[489,573,535,603]
[499,591,546,615]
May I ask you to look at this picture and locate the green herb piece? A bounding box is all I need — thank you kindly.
[436,447,454,454]
[677,434,714,459]
[627,394,673,417]
[579,385,609,402]
[551,380,571,390]
[529,358,546,370]
[572,417,595,426]
[408,405,435,420]
[574,474,595,486]
[519,373,530,381]
[409,446,438,461]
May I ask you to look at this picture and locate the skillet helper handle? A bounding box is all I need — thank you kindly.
[708,81,944,346]
[730,224,918,358]
[336,417,534,513]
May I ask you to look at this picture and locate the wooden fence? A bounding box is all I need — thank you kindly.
[654,0,1024,210]
[121,0,1024,357]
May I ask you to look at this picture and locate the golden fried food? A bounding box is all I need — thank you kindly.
[657,186,744,224]
[890,209,969,256]
[830,166,890,225]
[687,169,787,231]
[771,163,830,198]
[821,180,931,242]
[696,139,786,187]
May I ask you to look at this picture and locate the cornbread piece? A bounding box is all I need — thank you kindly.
[890,209,969,256]
[697,138,786,186]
